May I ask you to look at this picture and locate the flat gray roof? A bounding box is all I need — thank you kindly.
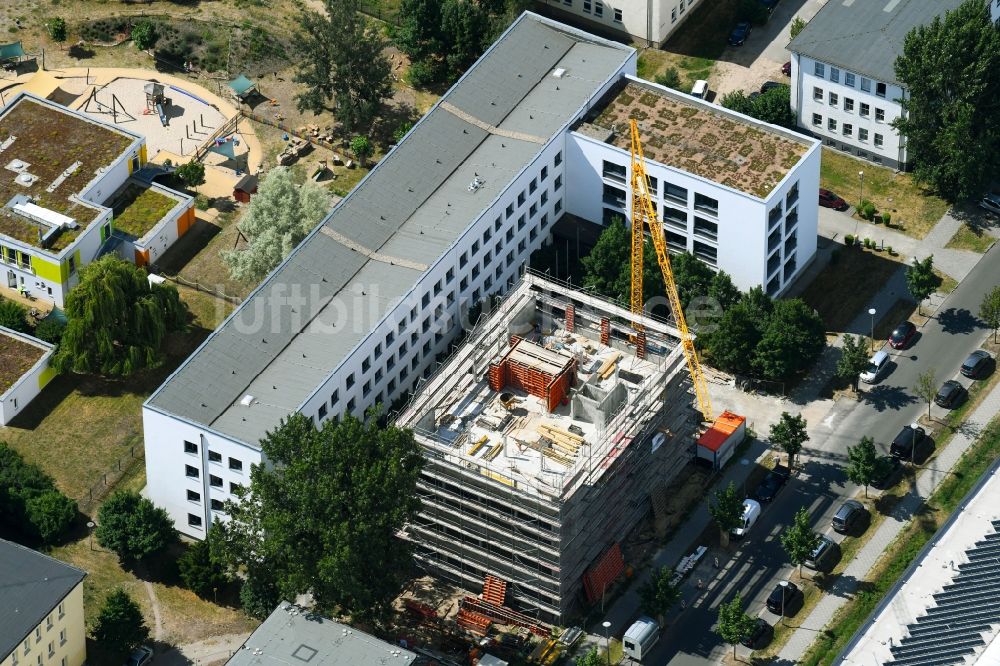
[147,12,633,447]
[788,0,964,85]
[0,539,86,658]
[226,602,417,666]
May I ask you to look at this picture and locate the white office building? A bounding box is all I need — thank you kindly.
[143,12,819,539]
[788,0,971,170]
[536,0,701,47]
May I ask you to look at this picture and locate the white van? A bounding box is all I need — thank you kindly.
[860,349,890,384]
[623,616,660,661]
[730,499,762,539]
[690,80,708,99]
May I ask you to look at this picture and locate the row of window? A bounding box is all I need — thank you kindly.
[183,440,244,471]
[12,610,68,666]
[601,161,720,215]
[812,61,886,98]
[812,88,887,121]
[561,0,623,22]
[671,0,695,25]
[811,114,884,147]
[1,245,32,270]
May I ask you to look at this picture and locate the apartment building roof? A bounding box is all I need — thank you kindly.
[788,0,965,85]
[0,539,86,659]
[0,93,139,255]
[0,326,52,396]
[146,13,634,447]
[227,602,417,666]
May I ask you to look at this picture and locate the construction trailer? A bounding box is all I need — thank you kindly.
[396,271,698,623]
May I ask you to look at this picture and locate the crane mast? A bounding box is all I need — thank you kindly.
[628,119,713,423]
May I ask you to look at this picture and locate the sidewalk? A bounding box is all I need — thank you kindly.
[777,368,1000,660]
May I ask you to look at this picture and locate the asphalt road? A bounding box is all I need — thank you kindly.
[654,242,1000,665]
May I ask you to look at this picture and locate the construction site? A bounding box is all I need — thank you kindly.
[396,270,698,623]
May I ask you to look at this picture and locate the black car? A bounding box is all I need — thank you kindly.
[832,499,866,534]
[890,424,927,461]
[741,617,773,649]
[805,535,838,571]
[871,455,902,490]
[760,81,788,94]
[888,321,917,349]
[961,350,992,378]
[766,581,801,615]
[935,380,966,408]
[753,464,790,503]
[728,22,752,46]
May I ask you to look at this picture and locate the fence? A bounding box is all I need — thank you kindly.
[79,446,144,513]
[156,272,243,305]
[241,111,345,153]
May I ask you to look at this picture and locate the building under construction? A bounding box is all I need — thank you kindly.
[396,271,697,623]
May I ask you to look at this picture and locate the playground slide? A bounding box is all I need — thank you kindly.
[155,103,168,127]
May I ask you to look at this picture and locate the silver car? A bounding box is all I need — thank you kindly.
[980,193,1000,216]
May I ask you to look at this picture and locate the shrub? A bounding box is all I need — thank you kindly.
[887,245,894,256]
[844,234,854,246]
[407,59,438,87]
[864,238,872,249]
[859,199,877,221]
[882,212,892,226]
[654,67,681,90]
[131,19,157,51]
[0,298,29,333]
[33,317,66,345]
[96,490,176,562]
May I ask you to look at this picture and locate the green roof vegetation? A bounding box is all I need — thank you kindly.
[0,329,45,395]
[111,184,181,239]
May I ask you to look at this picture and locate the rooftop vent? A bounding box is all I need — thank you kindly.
[6,158,29,173]
[552,68,567,79]
[15,173,37,187]
[240,394,255,407]
[467,175,485,193]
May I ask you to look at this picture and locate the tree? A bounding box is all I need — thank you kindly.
[131,19,158,51]
[222,167,330,284]
[789,16,806,40]
[393,121,414,144]
[0,443,77,545]
[440,0,489,77]
[836,334,871,392]
[780,507,820,577]
[581,217,632,302]
[654,67,681,89]
[980,285,1000,343]
[397,0,444,62]
[33,317,66,345]
[96,490,176,562]
[0,298,30,333]
[350,135,373,168]
[175,160,205,191]
[240,573,281,620]
[914,368,937,419]
[178,522,230,598]
[709,481,744,548]
[846,436,883,498]
[752,84,795,129]
[670,252,715,311]
[905,256,937,314]
[52,256,187,377]
[219,412,423,621]
[717,594,757,658]
[638,566,681,622]
[575,648,604,666]
[752,299,825,381]
[893,0,1000,201]
[47,17,67,47]
[25,490,76,545]
[769,412,809,470]
[709,271,741,312]
[720,90,755,116]
[704,301,763,375]
[294,0,393,133]
[91,589,149,661]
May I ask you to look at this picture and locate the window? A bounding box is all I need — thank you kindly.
[67,256,76,275]
[517,191,526,207]
[554,198,562,214]
[209,474,222,487]
[24,639,29,655]
[59,630,65,646]
[563,0,571,5]
[662,206,687,229]
[58,603,64,619]
[693,192,718,216]
[666,230,686,251]
[768,204,783,228]
[528,178,537,195]
[542,212,550,228]
[346,372,355,388]
[460,276,468,292]
[646,176,658,194]
[874,133,884,147]
[230,482,243,494]
[540,190,548,206]
[517,214,526,230]
[602,184,626,207]
[184,440,197,454]
[330,389,339,406]
[529,203,537,218]
[185,465,199,478]
[875,108,885,122]
[860,77,871,93]
[594,0,603,16]
[602,160,627,183]
[614,8,622,22]
[787,182,799,206]
[472,239,480,255]
[829,66,840,83]
[663,182,687,204]
[814,62,825,77]
[679,0,685,11]
[860,102,870,117]
[188,513,203,527]
[209,499,224,511]
[828,92,838,106]
[35,628,40,643]
[187,489,200,502]
[671,8,676,22]
[229,457,243,471]
[828,117,837,131]
[208,450,221,463]
[812,113,822,127]
[445,268,455,284]
[844,98,854,112]
[693,217,718,240]
[505,227,514,241]
[813,86,823,102]
[875,82,886,98]
[843,123,853,136]
[554,151,562,166]
[46,614,52,630]
[48,642,54,658]
[554,174,562,190]
[844,72,856,87]
[858,128,868,142]
[583,0,591,12]
[540,165,548,181]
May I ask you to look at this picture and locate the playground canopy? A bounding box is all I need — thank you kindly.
[0,41,25,63]
[227,74,256,99]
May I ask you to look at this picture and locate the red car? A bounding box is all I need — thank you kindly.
[782,61,791,76]
[819,188,848,210]
[888,321,916,349]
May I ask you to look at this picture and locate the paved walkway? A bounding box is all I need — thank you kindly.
[778,367,1000,660]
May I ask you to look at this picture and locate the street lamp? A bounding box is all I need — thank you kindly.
[779,581,789,627]
[910,422,919,465]
[602,621,612,666]
[868,308,877,352]
[86,521,95,551]
[858,171,865,210]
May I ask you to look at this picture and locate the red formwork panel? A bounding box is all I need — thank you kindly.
[582,543,625,604]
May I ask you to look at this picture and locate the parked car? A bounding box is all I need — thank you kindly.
[890,423,927,461]
[781,61,792,76]
[832,499,866,534]
[860,350,890,384]
[805,535,838,571]
[979,193,1000,216]
[741,618,773,649]
[961,350,992,378]
[935,379,966,408]
[124,647,154,666]
[731,499,762,539]
[760,81,787,94]
[728,22,752,46]
[871,455,902,490]
[819,188,849,210]
[888,321,916,349]
[766,581,801,615]
[749,91,761,100]
[690,79,709,99]
[754,464,790,503]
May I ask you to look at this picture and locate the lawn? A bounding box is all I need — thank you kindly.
[155,209,254,302]
[945,223,995,253]
[819,149,949,239]
[112,184,182,239]
[798,245,903,333]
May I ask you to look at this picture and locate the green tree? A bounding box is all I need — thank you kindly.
[752,299,825,381]
[720,90,755,116]
[979,285,1000,343]
[52,256,187,377]
[91,589,149,661]
[893,0,1000,201]
[131,19,158,51]
[393,121,414,144]
[752,84,794,128]
[581,217,632,301]
[47,17,67,46]
[240,574,281,621]
[440,0,489,77]
[789,16,806,40]
[638,566,681,621]
[0,444,77,545]
[350,135,373,167]
[846,436,883,498]
[670,252,715,311]
[709,270,741,312]
[769,412,809,470]
[780,506,819,577]
[717,594,757,658]
[178,522,230,599]
[709,481,744,548]
[219,412,423,621]
[295,0,393,132]
[96,490,176,562]
[739,0,769,24]
[905,255,937,315]
[25,490,76,545]
[575,648,604,666]
[0,298,30,333]
[33,317,66,345]
[222,167,330,284]
[654,67,681,89]
[396,0,444,62]
[175,160,205,191]
[836,334,871,392]
[914,368,937,419]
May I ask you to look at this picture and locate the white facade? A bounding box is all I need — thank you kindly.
[789,56,907,169]
[0,327,56,426]
[537,0,701,46]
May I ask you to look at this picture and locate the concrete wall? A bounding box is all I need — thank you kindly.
[0,327,56,426]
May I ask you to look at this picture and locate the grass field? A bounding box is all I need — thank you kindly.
[819,150,949,240]
[799,246,903,333]
[946,223,996,253]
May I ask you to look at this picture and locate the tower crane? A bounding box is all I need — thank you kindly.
[628,119,713,423]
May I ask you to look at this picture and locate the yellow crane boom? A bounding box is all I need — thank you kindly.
[629,119,713,422]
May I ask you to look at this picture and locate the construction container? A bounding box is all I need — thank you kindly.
[696,411,746,469]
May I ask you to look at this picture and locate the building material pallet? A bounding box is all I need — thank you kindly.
[482,575,508,606]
